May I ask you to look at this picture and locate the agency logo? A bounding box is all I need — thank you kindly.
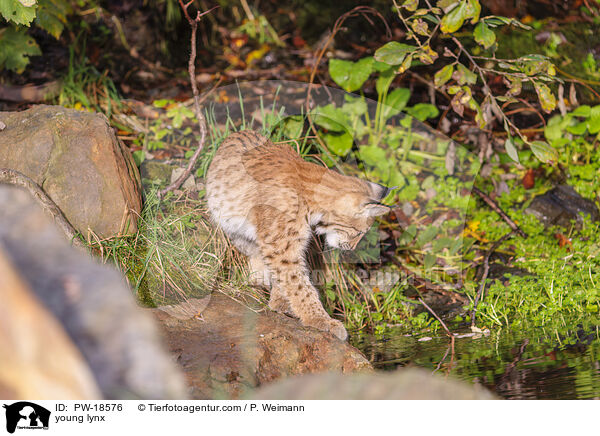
[2,402,50,434]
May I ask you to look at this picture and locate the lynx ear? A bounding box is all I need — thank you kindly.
[361,202,390,217]
[368,182,397,201]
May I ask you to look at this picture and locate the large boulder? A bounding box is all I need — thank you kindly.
[151,293,371,399]
[0,105,142,238]
[0,185,186,399]
[251,368,497,400]
[0,245,101,399]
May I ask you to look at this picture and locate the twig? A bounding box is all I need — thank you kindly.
[304,6,390,170]
[389,256,466,305]
[418,297,452,337]
[0,168,87,251]
[432,335,456,375]
[472,186,527,238]
[418,296,457,373]
[158,1,217,198]
[470,231,514,327]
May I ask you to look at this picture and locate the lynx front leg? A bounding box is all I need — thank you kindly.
[268,286,295,316]
[284,271,348,341]
[260,244,347,340]
[248,254,271,289]
[254,207,348,340]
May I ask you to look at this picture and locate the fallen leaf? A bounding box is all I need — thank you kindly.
[554,233,572,249]
[522,168,535,189]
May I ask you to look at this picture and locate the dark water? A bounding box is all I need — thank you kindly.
[353,325,600,399]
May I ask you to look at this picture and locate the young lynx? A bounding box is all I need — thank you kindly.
[206,130,390,340]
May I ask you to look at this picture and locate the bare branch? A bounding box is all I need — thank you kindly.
[158,2,218,198]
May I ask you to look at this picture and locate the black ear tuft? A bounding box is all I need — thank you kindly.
[368,182,397,201]
[377,184,398,200]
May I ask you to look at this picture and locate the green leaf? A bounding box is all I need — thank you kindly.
[153,99,170,108]
[474,21,495,49]
[534,82,556,113]
[312,104,349,132]
[382,88,411,120]
[374,41,416,66]
[35,0,70,39]
[437,0,459,8]
[454,63,477,84]
[132,150,145,166]
[566,121,587,135]
[529,140,558,163]
[375,68,395,97]
[424,253,437,270]
[504,137,519,163]
[397,54,413,73]
[406,103,439,121]
[469,98,485,128]
[544,114,571,142]
[0,0,37,25]
[340,95,367,117]
[411,18,428,35]
[402,0,419,11]
[571,105,591,117]
[359,145,387,168]
[0,27,41,72]
[324,132,353,156]
[281,116,304,138]
[329,57,373,92]
[506,77,522,96]
[434,64,454,87]
[587,116,600,134]
[418,44,438,65]
[465,0,481,24]
[440,1,467,33]
[417,226,438,247]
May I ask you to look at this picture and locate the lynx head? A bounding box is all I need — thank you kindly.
[313,178,392,251]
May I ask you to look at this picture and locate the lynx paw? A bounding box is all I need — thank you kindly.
[268,295,295,317]
[304,316,348,341]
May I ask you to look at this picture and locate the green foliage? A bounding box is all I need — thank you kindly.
[325,102,600,335]
[325,0,563,164]
[0,0,71,72]
[237,13,284,46]
[328,57,374,92]
[0,0,37,25]
[0,26,40,72]
[35,0,70,38]
[58,47,121,117]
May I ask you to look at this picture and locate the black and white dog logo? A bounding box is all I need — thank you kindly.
[3,402,50,434]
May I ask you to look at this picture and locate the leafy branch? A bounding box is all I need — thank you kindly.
[369,0,564,164]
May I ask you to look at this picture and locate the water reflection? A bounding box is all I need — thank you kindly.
[352,325,600,399]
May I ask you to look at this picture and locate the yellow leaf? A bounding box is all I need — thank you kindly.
[246,44,270,64]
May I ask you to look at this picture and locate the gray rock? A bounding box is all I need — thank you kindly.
[0,185,187,399]
[0,105,142,238]
[525,185,599,230]
[250,368,498,400]
[151,293,371,399]
[0,244,101,399]
[170,167,196,190]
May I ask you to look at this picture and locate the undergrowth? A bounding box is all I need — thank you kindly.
[79,81,600,339]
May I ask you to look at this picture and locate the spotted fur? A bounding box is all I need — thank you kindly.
[205,130,389,340]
